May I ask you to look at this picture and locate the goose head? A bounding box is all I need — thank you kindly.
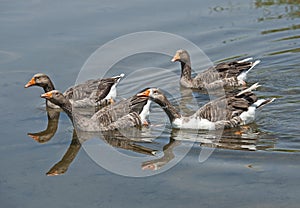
[171,49,190,64]
[137,88,181,122]
[137,88,166,104]
[41,90,69,107]
[25,73,53,88]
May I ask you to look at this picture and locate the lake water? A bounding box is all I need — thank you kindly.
[1,0,300,207]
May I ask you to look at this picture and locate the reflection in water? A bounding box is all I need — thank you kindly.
[100,130,157,156]
[47,129,81,176]
[142,138,181,171]
[141,125,276,171]
[209,0,300,21]
[27,107,60,143]
[255,0,300,21]
[204,126,276,151]
[171,125,276,151]
[256,0,300,56]
[179,87,197,116]
[267,47,300,55]
[46,129,157,176]
[261,24,300,34]
[27,110,277,175]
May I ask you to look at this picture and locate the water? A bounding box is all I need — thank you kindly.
[1,0,300,207]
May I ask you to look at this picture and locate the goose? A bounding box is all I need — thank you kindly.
[137,83,275,130]
[40,89,152,132]
[171,49,260,90]
[25,73,124,108]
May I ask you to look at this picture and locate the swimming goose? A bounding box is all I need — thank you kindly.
[40,89,152,132]
[171,49,260,90]
[25,73,124,108]
[137,84,275,130]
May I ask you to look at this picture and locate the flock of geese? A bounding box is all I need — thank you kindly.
[25,49,276,133]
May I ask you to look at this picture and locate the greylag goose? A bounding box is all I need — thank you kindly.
[25,73,124,108]
[171,49,260,90]
[40,89,152,132]
[137,84,275,130]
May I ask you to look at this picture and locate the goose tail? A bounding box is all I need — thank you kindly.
[236,82,261,96]
[114,73,125,83]
[237,57,253,63]
[246,60,261,74]
[237,59,261,81]
[255,98,276,109]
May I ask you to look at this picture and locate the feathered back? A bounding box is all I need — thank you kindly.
[195,91,258,122]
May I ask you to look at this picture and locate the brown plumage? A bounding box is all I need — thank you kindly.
[137,84,275,130]
[25,73,124,108]
[171,49,260,90]
[40,89,151,132]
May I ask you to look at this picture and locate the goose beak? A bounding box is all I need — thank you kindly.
[27,134,41,142]
[25,77,36,88]
[46,170,62,176]
[171,52,180,62]
[41,91,53,99]
[137,89,151,97]
[142,163,158,171]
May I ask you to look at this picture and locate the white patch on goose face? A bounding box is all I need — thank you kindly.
[139,100,151,123]
[172,116,216,130]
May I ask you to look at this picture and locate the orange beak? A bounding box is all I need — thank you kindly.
[171,52,180,62]
[137,89,150,97]
[24,77,36,88]
[41,91,53,99]
[46,170,61,176]
[27,134,41,142]
[141,164,157,171]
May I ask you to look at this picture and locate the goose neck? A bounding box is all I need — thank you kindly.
[155,97,181,123]
[181,60,192,81]
[44,80,55,93]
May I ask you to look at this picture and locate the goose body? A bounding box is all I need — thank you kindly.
[171,49,260,90]
[137,84,275,130]
[25,73,124,108]
[172,116,216,130]
[41,89,151,132]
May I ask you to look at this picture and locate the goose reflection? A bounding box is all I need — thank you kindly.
[141,138,181,171]
[171,125,276,151]
[142,125,276,171]
[36,123,276,175]
[46,129,81,176]
[207,125,276,151]
[27,107,60,143]
[46,128,157,176]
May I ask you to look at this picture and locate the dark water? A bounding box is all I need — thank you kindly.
[1,0,300,207]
